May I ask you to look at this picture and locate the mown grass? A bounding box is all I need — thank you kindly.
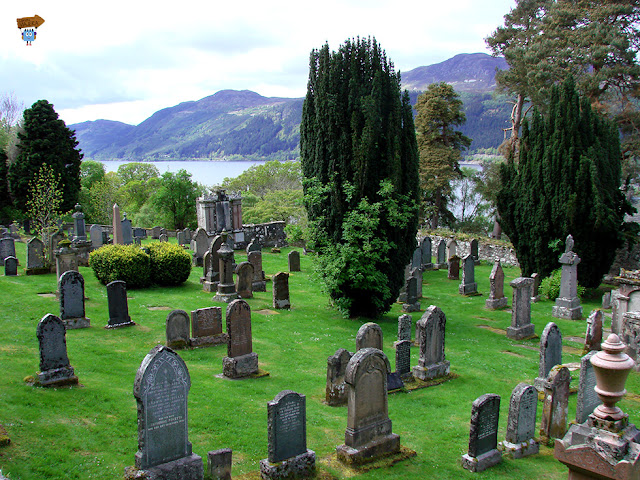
[0,238,638,480]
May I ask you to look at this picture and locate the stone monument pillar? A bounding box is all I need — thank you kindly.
[112,204,124,245]
[552,234,583,320]
[213,232,239,303]
[70,203,92,266]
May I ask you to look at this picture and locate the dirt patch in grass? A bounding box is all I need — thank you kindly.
[517,344,538,351]
[147,306,172,311]
[501,350,526,358]
[477,324,506,334]
[563,345,583,355]
[319,446,417,477]
[255,309,279,315]
[565,336,585,344]
[403,373,458,392]
[37,293,56,298]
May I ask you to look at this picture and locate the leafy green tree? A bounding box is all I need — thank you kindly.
[300,37,419,318]
[116,163,160,220]
[8,100,83,213]
[83,173,122,225]
[450,167,492,234]
[151,169,204,230]
[221,160,301,197]
[414,82,471,228]
[497,78,632,287]
[80,160,106,191]
[26,164,63,257]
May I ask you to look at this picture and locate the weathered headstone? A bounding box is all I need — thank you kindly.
[412,266,423,299]
[584,309,603,353]
[535,322,563,390]
[411,247,422,271]
[159,233,168,243]
[132,346,203,479]
[402,276,420,313]
[213,233,239,303]
[485,260,508,309]
[54,241,79,281]
[48,230,65,268]
[112,204,124,245]
[413,305,450,381]
[459,255,479,295]
[35,314,79,387]
[207,449,232,480]
[575,351,599,424]
[246,239,262,254]
[106,280,135,328]
[356,322,383,351]
[435,240,446,268]
[326,348,353,406]
[190,307,226,347]
[133,227,147,240]
[288,250,301,272]
[235,261,254,299]
[602,291,612,309]
[395,339,412,379]
[223,299,258,378]
[273,272,290,309]
[539,365,571,445]
[447,255,460,280]
[166,310,191,349]
[151,226,162,239]
[4,256,17,276]
[89,224,103,249]
[420,236,432,270]
[59,271,90,329]
[461,394,502,472]
[397,264,411,303]
[177,230,187,246]
[0,237,16,266]
[26,237,48,274]
[192,227,209,267]
[507,277,536,340]
[396,314,412,343]
[470,238,480,265]
[248,250,266,292]
[622,311,640,367]
[336,348,400,465]
[531,272,541,302]
[202,235,223,292]
[552,234,583,320]
[446,238,457,260]
[260,390,315,480]
[500,383,539,459]
[121,216,133,245]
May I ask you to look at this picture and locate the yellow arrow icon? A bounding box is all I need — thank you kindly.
[17,15,45,29]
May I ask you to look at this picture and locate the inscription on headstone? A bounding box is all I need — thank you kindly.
[461,394,502,472]
[59,270,90,329]
[501,383,539,458]
[575,351,599,424]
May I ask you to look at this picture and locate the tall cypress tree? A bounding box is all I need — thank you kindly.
[301,37,419,318]
[497,78,632,287]
[8,99,83,214]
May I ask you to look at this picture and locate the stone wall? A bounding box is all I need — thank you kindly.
[428,235,519,267]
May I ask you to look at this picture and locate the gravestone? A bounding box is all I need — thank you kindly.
[420,236,432,270]
[223,299,258,378]
[500,383,539,459]
[575,351,599,424]
[447,255,460,280]
[397,264,410,303]
[213,233,239,303]
[461,394,502,472]
[396,314,412,343]
[535,322,562,390]
[507,277,536,340]
[288,250,301,272]
[202,235,223,292]
[584,309,603,353]
[192,227,209,267]
[247,239,262,254]
[622,311,640,366]
[59,271,90,329]
[121,216,133,245]
[413,305,450,381]
[71,203,87,242]
[177,230,186,246]
[470,238,480,264]
[459,255,479,295]
[411,247,422,271]
[531,273,541,302]
[35,314,79,386]
[602,291,612,309]
[552,234,583,320]
[166,310,191,349]
[133,227,147,240]
[326,348,353,406]
[446,238,457,260]
[248,250,266,292]
[402,276,420,313]
[182,228,192,242]
[159,233,168,243]
[539,365,571,445]
[260,390,315,480]
[4,256,17,276]
[132,346,203,479]
[106,280,135,328]
[395,340,412,379]
[485,260,508,309]
[273,272,291,309]
[435,240,446,268]
[235,261,254,299]
[48,230,65,268]
[26,237,48,275]
[356,322,383,351]
[151,226,162,239]
[54,242,79,281]
[336,348,400,465]
[0,237,16,266]
[160,228,168,238]
[89,224,103,249]
[207,449,231,480]
[412,267,423,299]
[112,204,124,245]
[190,307,226,347]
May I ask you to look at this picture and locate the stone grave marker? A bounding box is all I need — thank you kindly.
[446,238,457,260]
[539,365,571,445]
[192,227,209,267]
[507,277,536,340]
[207,449,232,480]
[133,227,147,240]
[435,240,446,268]
[260,390,315,480]
[501,383,539,459]
[395,339,412,379]
[59,271,90,329]
[420,236,432,270]
[0,237,16,266]
[397,314,412,343]
[190,307,226,347]
[584,309,603,353]
[4,256,17,276]
[55,242,79,281]
[288,250,301,272]
[447,255,460,280]
[159,233,168,243]
[246,239,262,253]
[89,224,103,249]
[552,234,583,320]
[182,228,192,242]
[202,235,223,292]
[151,226,162,239]
[160,228,168,237]
[413,305,450,381]
[235,261,254,299]
[402,276,420,313]
[575,351,599,424]
[112,204,123,244]
[602,291,612,309]
[336,348,400,465]
[223,299,258,378]
[459,255,479,295]
[26,237,47,275]
[356,322,383,351]
[470,238,480,264]
[106,280,135,328]
[461,394,502,472]
[326,348,353,406]
[213,233,238,303]
[486,260,508,309]
[35,314,79,387]
[122,216,133,245]
[48,230,65,267]
[412,266,423,299]
[166,310,191,349]
[535,322,562,389]
[531,273,541,302]
[177,230,186,246]
[273,272,290,309]
[397,264,410,303]
[411,247,422,271]
[248,251,266,292]
[132,345,203,479]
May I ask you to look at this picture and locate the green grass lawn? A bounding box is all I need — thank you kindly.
[0,238,638,479]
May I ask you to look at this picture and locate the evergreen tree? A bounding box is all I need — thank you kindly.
[8,100,83,214]
[0,150,12,222]
[300,37,419,318]
[497,78,632,287]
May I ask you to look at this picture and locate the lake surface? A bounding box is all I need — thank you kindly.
[99,160,265,188]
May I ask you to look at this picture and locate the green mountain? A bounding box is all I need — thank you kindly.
[70,53,511,160]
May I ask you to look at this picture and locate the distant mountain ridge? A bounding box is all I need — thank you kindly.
[70,53,510,160]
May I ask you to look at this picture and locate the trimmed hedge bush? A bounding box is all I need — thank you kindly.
[147,242,192,286]
[89,244,151,288]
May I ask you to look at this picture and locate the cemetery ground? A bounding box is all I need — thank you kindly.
[1,239,639,480]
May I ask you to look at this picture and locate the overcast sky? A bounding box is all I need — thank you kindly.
[2,1,516,126]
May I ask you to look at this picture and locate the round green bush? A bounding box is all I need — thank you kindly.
[89,244,151,288]
[147,242,192,286]
[540,268,586,300]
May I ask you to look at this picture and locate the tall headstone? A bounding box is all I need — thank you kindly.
[192,227,209,267]
[356,322,383,351]
[402,276,420,313]
[470,238,480,265]
[260,390,316,480]
[0,237,16,266]
[535,322,562,389]
[89,224,103,249]
[166,310,191,350]
[575,351,599,425]
[48,230,65,268]
[59,271,90,329]
[411,247,422,271]
[106,280,135,328]
[326,348,353,406]
[26,237,48,275]
[412,266,423,299]
[121,215,133,245]
[584,309,603,353]
[213,232,239,303]
[35,314,79,387]
[420,236,432,270]
[500,383,539,459]
[435,240,446,269]
[235,261,254,299]
[447,255,460,280]
[112,204,124,245]
[273,272,291,309]
[461,394,502,472]
[531,272,541,302]
[485,260,508,309]
[159,233,168,243]
[132,346,203,479]
[413,305,450,381]
[190,307,226,347]
[397,264,410,303]
[539,365,571,445]
[202,235,223,292]
[71,203,87,242]
[288,250,301,272]
[4,256,17,276]
[248,251,266,292]
[507,277,536,340]
[336,348,400,465]
[223,299,258,378]
[459,255,479,295]
[446,238,457,260]
[176,230,186,246]
[552,234,583,320]
[395,340,412,379]
[396,314,412,343]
